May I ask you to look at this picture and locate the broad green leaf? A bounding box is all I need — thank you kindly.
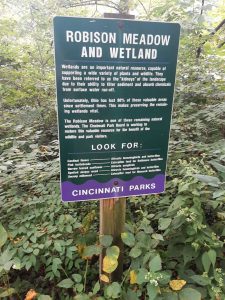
[99,235,113,247]
[74,295,90,300]
[207,249,216,267]
[25,261,32,271]
[38,295,52,300]
[82,245,101,258]
[0,223,7,248]
[0,288,16,298]
[201,252,211,273]
[105,282,121,299]
[12,257,21,270]
[136,268,148,284]
[57,278,74,288]
[168,196,184,213]
[147,283,158,300]
[72,273,82,283]
[210,161,225,174]
[129,246,142,258]
[93,281,100,295]
[149,255,162,272]
[213,189,225,199]
[126,289,139,300]
[30,235,37,243]
[75,283,84,293]
[54,241,62,252]
[162,292,179,300]
[52,257,62,265]
[33,248,39,256]
[183,245,197,266]
[121,232,135,247]
[179,288,201,300]
[152,233,164,241]
[158,218,172,230]
[106,246,120,259]
[190,275,211,286]
[194,174,220,187]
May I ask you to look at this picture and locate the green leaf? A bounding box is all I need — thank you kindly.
[158,218,172,230]
[126,289,139,300]
[149,255,162,272]
[179,288,201,300]
[105,282,121,299]
[210,161,225,174]
[0,223,7,248]
[136,268,148,284]
[12,257,21,270]
[207,249,216,268]
[38,295,52,300]
[201,252,211,273]
[52,258,61,276]
[194,174,220,187]
[152,233,164,241]
[129,246,142,258]
[54,241,62,252]
[74,295,90,300]
[190,275,211,286]
[213,189,225,199]
[33,248,39,256]
[66,224,72,233]
[57,278,74,288]
[99,235,113,247]
[93,281,100,295]
[147,284,158,300]
[121,232,135,247]
[25,260,32,271]
[163,292,179,300]
[75,283,84,293]
[0,288,16,298]
[30,235,37,243]
[183,245,198,266]
[82,245,101,258]
[168,196,184,213]
[106,246,120,259]
[72,273,82,283]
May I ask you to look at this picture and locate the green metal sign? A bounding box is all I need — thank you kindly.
[53,16,180,201]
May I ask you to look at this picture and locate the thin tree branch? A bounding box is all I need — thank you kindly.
[62,0,119,11]
[218,40,225,48]
[200,0,204,15]
[196,18,225,58]
[136,0,148,15]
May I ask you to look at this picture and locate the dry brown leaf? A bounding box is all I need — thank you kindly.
[24,289,37,300]
[100,274,110,283]
[169,279,186,291]
[130,270,137,284]
[103,256,118,273]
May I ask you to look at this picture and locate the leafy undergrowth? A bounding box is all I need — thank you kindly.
[0,106,225,300]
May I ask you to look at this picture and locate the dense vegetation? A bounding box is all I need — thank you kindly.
[0,0,225,299]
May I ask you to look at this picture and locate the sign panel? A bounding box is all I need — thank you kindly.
[53,16,180,201]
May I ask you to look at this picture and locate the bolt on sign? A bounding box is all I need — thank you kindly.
[53,17,180,201]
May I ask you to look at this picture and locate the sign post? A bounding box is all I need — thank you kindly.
[53,16,180,281]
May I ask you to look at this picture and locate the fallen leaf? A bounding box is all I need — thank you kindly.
[169,279,186,291]
[103,255,118,273]
[130,270,137,284]
[25,289,37,300]
[100,274,110,283]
